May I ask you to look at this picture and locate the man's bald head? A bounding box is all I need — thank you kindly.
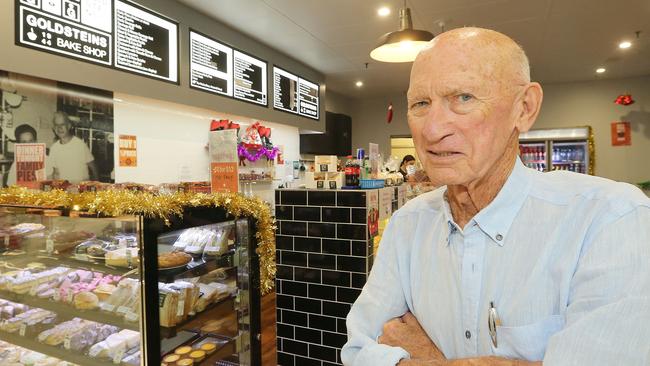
[418,27,530,87]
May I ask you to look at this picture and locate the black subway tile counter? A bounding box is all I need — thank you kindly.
[275,188,379,365]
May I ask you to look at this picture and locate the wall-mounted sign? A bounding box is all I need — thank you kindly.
[611,121,631,146]
[118,134,137,167]
[114,0,178,83]
[273,66,319,120]
[273,66,298,114]
[16,0,179,83]
[189,30,233,96]
[298,77,319,120]
[16,0,113,65]
[234,49,267,105]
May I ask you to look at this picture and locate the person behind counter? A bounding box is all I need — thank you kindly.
[49,111,98,183]
[341,27,650,366]
[399,155,416,180]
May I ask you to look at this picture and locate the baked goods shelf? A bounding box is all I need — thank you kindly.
[0,289,140,331]
[37,254,139,277]
[160,294,234,339]
[158,250,235,283]
[0,329,118,366]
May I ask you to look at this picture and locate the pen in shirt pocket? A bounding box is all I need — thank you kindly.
[488,301,501,348]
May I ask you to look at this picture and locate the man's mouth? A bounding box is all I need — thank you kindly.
[430,151,460,157]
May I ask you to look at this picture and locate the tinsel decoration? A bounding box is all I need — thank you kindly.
[0,187,277,295]
[237,144,279,162]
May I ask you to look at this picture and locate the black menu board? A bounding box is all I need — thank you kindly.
[15,0,113,66]
[189,30,232,96]
[298,77,319,120]
[233,49,267,106]
[114,0,178,83]
[273,66,298,114]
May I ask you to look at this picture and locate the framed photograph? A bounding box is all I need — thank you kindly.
[329,180,337,189]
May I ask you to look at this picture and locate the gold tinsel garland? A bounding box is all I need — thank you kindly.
[0,187,276,295]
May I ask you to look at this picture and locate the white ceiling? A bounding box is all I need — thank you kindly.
[178,0,650,98]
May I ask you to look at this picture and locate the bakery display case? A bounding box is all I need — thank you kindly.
[0,204,261,366]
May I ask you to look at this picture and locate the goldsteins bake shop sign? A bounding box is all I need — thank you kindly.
[15,0,179,83]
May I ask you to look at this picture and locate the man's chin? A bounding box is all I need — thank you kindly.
[424,167,469,187]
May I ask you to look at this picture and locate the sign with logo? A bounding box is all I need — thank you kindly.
[611,121,631,146]
[118,134,137,167]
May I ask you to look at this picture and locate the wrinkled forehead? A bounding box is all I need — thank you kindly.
[409,40,515,95]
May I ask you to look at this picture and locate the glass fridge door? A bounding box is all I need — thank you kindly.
[551,141,588,173]
[519,142,547,172]
[157,220,242,365]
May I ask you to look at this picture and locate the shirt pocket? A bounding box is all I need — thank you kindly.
[491,314,564,361]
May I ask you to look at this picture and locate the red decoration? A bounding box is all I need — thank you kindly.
[387,103,393,123]
[210,119,240,131]
[614,94,635,106]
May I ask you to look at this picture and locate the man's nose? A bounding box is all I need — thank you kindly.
[420,100,454,143]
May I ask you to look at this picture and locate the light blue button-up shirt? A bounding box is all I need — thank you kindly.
[341,159,650,365]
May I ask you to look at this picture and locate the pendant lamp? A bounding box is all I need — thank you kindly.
[370,3,434,63]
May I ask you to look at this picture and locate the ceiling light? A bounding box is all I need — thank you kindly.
[596,67,606,74]
[618,41,632,49]
[377,7,390,17]
[370,5,434,63]
[355,81,363,87]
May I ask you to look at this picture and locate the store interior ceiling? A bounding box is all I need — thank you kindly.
[178,0,650,98]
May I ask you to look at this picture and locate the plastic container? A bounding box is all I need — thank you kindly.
[359,179,385,189]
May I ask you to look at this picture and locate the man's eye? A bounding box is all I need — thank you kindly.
[410,101,429,109]
[457,94,473,102]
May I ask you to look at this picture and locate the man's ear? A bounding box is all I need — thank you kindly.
[515,82,543,133]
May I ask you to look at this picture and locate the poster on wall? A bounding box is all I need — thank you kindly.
[189,30,233,97]
[209,129,238,193]
[273,66,298,114]
[118,134,137,167]
[114,0,179,83]
[15,0,113,66]
[611,121,631,146]
[297,77,319,120]
[234,49,267,105]
[0,69,115,186]
[14,143,46,189]
[367,189,379,239]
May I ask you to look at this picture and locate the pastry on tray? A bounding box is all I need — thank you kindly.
[158,251,192,268]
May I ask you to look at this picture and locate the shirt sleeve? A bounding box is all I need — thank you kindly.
[341,216,411,366]
[544,206,650,366]
[82,140,94,164]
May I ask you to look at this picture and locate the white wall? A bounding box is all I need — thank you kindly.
[350,76,650,184]
[113,93,300,203]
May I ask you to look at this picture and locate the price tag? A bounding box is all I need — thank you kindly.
[101,303,116,312]
[19,324,26,336]
[64,337,71,349]
[113,348,125,364]
[117,306,129,315]
[53,291,61,302]
[126,249,132,268]
[46,239,54,254]
[176,300,185,317]
[125,311,138,322]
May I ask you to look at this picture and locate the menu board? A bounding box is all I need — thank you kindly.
[298,77,319,120]
[234,50,267,105]
[273,66,298,114]
[273,66,320,119]
[114,0,178,82]
[16,0,113,65]
[189,30,233,96]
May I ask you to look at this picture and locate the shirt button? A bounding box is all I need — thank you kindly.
[465,330,471,339]
[496,234,503,241]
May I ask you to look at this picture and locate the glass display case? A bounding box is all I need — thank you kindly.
[0,204,260,366]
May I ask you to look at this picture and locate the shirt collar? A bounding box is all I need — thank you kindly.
[442,157,532,246]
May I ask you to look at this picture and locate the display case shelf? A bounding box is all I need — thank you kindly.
[0,330,117,366]
[0,290,140,331]
[160,295,234,339]
[158,250,235,283]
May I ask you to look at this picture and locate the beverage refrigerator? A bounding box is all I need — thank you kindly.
[519,126,594,175]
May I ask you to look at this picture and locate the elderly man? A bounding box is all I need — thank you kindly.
[49,111,98,183]
[341,27,650,366]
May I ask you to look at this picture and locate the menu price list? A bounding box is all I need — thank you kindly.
[189,31,233,96]
[233,50,267,105]
[273,67,298,113]
[114,0,178,82]
[298,78,319,119]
